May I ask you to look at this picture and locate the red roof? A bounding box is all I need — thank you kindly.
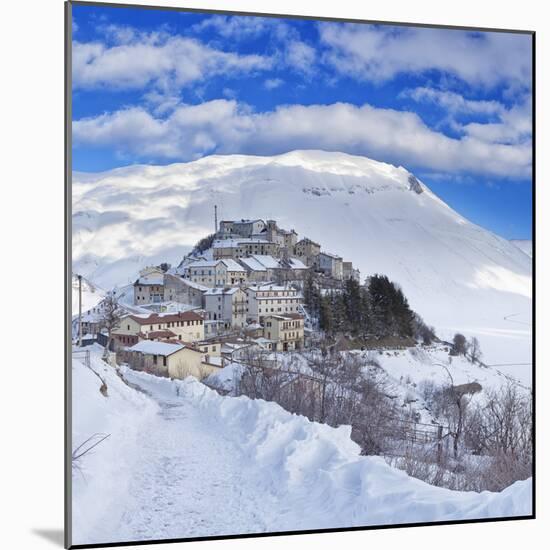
[129,310,204,325]
[145,330,177,339]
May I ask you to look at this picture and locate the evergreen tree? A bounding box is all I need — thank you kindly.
[319,294,334,334]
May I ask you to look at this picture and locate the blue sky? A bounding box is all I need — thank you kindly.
[71,3,533,239]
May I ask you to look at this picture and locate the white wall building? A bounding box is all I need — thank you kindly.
[317,252,344,280]
[203,287,248,330]
[245,284,303,323]
[185,259,247,288]
[133,266,166,304]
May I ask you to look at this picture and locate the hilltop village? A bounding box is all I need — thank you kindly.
[75,217,360,381]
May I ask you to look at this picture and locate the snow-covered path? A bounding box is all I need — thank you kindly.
[116,386,270,541]
[72,353,531,546]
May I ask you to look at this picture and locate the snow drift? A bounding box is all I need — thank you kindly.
[71,347,159,544]
[122,368,532,531]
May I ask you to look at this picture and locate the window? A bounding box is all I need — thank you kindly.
[163,356,167,367]
[127,325,130,330]
[153,355,157,365]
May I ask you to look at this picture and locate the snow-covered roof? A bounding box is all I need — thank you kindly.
[129,341,184,356]
[136,276,164,286]
[253,337,275,345]
[252,255,279,269]
[220,258,247,272]
[247,284,297,292]
[226,218,263,225]
[263,313,304,321]
[239,256,267,272]
[222,341,253,352]
[178,278,210,292]
[204,287,241,296]
[188,259,222,269]
[320,251,342,260]
[287,257,308,270]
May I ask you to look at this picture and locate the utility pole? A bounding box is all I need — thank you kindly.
[214,204,218,233]
[78,274,83,347]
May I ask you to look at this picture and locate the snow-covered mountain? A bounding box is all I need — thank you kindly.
[72,150,532,379]
[510,239,532,258]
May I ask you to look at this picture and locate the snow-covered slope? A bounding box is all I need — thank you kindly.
[71,274,104,316]
[73,355,531,546]
[511,239,532,258]
[71,346,159,544]
[72,150,532,377]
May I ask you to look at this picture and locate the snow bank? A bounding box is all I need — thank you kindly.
[121,368,532,530]
[72,347,159,545]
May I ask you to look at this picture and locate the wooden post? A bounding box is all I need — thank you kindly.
[437,425,443,465]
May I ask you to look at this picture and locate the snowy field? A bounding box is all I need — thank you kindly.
[71,347,531,546]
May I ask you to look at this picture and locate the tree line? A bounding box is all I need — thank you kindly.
[304,273,435,344]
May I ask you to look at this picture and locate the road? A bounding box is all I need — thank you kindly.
[114,377,271,542]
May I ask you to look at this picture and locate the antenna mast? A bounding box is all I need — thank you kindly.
[214,204,218,233]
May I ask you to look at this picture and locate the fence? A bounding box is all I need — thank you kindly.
[72,349,91,369]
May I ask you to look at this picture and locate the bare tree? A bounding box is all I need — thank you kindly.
[432,364,479,459]
[100,292,124,362]
[468,337,483,364]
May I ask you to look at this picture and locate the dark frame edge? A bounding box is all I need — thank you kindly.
[65,1,73,548]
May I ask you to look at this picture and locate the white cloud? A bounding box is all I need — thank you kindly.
[318,24,532,88]
[401,86,531,146]
[285,40,317,75]
[400,87,504,116]
[73,99,531,178]
[72,33,273,90]
[264,78,284,90]
[192,16,318,78]
[191,15,275,39]
[463,99,532,145]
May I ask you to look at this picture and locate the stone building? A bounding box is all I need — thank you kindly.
[294,238,321,267]
[212,238,281,260]
[218,219,267,239]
